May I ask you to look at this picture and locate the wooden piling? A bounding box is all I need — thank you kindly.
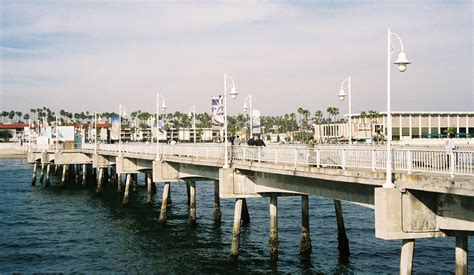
[214,180,221,223]
[230,198,243,261]
[167,183,172,204]
[146,173,153,206]
[269,193,279,261]
[31,163,37,185]
[241,198,250,224]
[189,180,196,225]
[455,232,468,275]
[60,164,67,187]
[159,182,170,225]
[300,195,312,257]
[45,163,51,186]
[96,168,104,193]
[122,174,131,205]
[334,199,350,258]
[39,162,45,184]
[82,164,87,186]
[400,239,415,275]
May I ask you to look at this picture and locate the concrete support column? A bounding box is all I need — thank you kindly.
[96,168,104,193]
[31,163,38,185]
[455,232,468,275]
[418,115,422,138]
[159,182,170,225]
[438,115,441,134]
[39,162,45,184]
[300,195,312,257]
[409,114,412,138]
[132,174,138,193]
[45,163,51,186]
[122,174,131,205]
[75,165,81,185]
[186,181,191,208]
[456,115,460,134]
[230,198,243,261]
[167,183,172,204]
[60,164,67,187]
[399,114,403,139]
[269,193,279,261]
[334,200,350,258]
[146,173,153,206]
[400,239,415,275]
[214,180,221,223]
[241,198,250,224]
[428,114,432,135]
[117,173,123,192]
[82,164,87,186]
[189,180,196,225]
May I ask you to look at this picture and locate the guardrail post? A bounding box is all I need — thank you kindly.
[450,151,455,178]
[407,150,412,174]
[258,147,261,163]
[371,149,376,172]
[341,149,346,169]
[316,149,320,167]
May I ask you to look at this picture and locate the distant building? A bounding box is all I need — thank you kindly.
[314,111,474,142]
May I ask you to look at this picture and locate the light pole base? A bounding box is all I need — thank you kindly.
[383,181,395,188]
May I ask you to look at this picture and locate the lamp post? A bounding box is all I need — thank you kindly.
[156,93,167,160]
[223,73,238,169]
[384,29,411,188]
[242,94,253,139]
[338,77,352,145]
[28,118,31,152]
[188,105,196,143]
[94,112,98,154]
[118,104,127,157]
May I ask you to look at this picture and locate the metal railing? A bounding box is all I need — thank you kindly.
[35,143,474,177]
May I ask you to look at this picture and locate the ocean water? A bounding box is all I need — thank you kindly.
[0,158,471,273]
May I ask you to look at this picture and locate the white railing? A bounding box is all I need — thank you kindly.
[36,143,474,177]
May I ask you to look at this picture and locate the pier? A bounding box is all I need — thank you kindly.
[25,143,472,274]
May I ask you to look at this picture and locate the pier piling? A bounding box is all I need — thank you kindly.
[60,164,67,186]
[159,182,170,225]
[400,239,415,275]
[146,173,153,206]
[82,164,87,185]
[186,181,190,208]
[334,199,350,258]
[189,180,196,225]
[39,162,45,184]
[45,163,51,186]
[214,180,221,223]
[122,174,131,205]
[455,232,468,275]
[117,173,122,192]
[132,174,138,192]
[96,168,104,193]
[269,193,279,261]
[300,195,312,257]
[230,198,243,261]
[31,163,37,185]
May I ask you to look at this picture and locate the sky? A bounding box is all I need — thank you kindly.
[0,0,472,116]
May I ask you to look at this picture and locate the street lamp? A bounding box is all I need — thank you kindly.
[385,29,411,188]
[94,112,98,154]
[223,73,238,168]
[242,94,253,138]
[156,93,167,160]
[338,76,352,144]
[188,105,196,143]
[118,104,127,157]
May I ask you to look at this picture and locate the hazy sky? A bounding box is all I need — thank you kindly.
[1,1,472,116]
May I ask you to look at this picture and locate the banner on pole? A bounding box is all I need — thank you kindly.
[252,109,261,134]
[211,95,224,130]
[111,115,119,140]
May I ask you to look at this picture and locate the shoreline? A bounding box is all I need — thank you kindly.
[0,150,27,159]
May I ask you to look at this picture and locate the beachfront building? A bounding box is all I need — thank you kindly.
[314,111,474,143]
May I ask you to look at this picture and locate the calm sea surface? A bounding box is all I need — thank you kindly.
[0,158,472,273]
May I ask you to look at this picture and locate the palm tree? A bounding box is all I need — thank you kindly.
[367,110,380,138]
[313,110,324,143]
